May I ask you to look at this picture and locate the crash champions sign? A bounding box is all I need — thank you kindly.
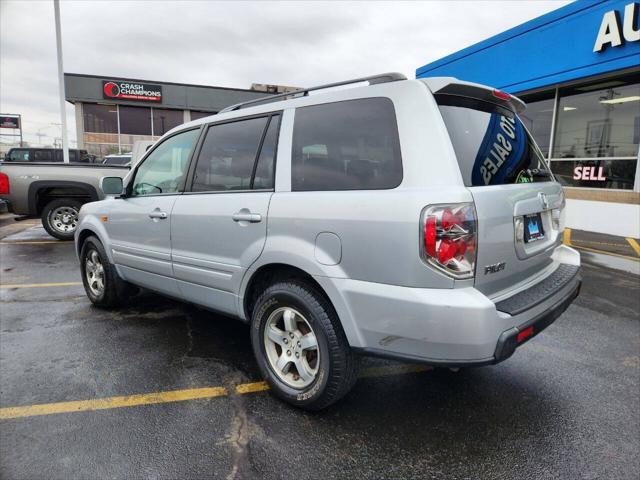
[102,80,162,103]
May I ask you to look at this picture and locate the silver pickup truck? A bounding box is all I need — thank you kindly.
[0,162,129,240]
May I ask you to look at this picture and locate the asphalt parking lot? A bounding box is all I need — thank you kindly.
[1,222,639,480]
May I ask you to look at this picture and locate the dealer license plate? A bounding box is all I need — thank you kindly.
[524,213,545,243]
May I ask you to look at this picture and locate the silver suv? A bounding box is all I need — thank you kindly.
[76,73,581,410]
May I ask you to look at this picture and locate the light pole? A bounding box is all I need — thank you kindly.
[53,0,69,163]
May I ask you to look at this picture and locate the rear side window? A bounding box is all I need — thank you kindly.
[192,114,279,192]
[34,150,53,162]
[291,98,402,191]
[437,96,551,187]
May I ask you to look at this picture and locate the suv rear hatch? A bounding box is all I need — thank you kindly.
[425,79,565,298]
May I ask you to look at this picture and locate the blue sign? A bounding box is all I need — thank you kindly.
[416,0,640,93]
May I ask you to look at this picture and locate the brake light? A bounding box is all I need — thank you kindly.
[421,203,477,279]
[492,89,511,101]
[0,173,9,195]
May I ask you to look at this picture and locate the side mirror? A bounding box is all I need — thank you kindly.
[100,176,124,196]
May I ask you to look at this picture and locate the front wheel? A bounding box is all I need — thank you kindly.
[42,198,82,240]
[250,281,358,411]
[80,236,134,308]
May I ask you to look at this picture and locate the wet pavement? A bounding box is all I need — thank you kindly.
[0,224,639,479]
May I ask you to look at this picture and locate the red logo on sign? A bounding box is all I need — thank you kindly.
[103,82,120,98]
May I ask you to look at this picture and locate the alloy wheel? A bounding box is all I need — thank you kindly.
[263,307,320,389]
[85,250,105,297]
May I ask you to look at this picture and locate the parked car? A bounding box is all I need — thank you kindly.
[102,154,132,166]
[75,73,581,410]
[0,162,129,239]
[4,147,96,163]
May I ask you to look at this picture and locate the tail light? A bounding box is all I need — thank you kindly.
[420,203,477,279]
[0,173,9,195]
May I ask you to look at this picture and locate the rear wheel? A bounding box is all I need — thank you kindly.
[250,280,357,410]
[42,198,82,240]
[80,236,134,308]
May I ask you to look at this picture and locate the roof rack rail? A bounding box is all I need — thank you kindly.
[219,72,407,113]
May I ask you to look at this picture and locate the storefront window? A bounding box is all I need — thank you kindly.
[519,91,555,158]
[83,104,118,134]
[152,108,184,136]
[553,74,639,159]
[119,106,152,135]
[551,159,637,190]
[550,72,639,190]
[190,110,215,121]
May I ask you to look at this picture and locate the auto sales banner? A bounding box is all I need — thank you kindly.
[102,80,162,103]
[471,113,527,186]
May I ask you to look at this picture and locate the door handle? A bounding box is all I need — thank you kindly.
[148,210,168,220]
[232,211,262,223]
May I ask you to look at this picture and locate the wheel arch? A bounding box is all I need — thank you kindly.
[75,221,114,264]
[240,262,364,348]
[242,263,329,322]
[29,181,98,215]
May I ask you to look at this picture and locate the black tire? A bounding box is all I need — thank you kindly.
[41,198,83,240]
[250,280,358,411]
[80,235,134,308]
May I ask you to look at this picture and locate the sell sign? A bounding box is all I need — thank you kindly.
[102,80,162,103]
[573,166,607,181]
[0,115,20,129]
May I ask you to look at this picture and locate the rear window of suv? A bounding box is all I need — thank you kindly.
[436,95,552,187]
[291,98,402,191]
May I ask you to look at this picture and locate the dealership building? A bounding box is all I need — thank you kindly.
[417,0,639,237]
[64,73,276,158]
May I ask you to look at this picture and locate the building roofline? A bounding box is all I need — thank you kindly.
[64,72,266,94]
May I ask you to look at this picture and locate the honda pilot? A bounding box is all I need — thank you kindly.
[75,73,581,410]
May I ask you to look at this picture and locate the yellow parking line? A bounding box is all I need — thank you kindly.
[0,281,82,289]
[571,244,640,262]
[0,364,433,420]
[626,238,640,256]
[235,381,269,394]
[563,228,572,246]
[0,387,229,420]
[0,241,73,245]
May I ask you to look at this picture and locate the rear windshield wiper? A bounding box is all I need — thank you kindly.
[526,168,552,179]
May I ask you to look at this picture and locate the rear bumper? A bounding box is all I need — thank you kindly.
[493,276,580,363]
[321,248,581,366]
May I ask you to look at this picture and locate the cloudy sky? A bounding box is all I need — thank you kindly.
[1,0,571,147]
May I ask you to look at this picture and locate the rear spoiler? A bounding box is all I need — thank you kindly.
[420,77,526,114]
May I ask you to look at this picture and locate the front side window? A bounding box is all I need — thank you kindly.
[291,98,402,191]
[131,128,199,196]
[191,115,278,192]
